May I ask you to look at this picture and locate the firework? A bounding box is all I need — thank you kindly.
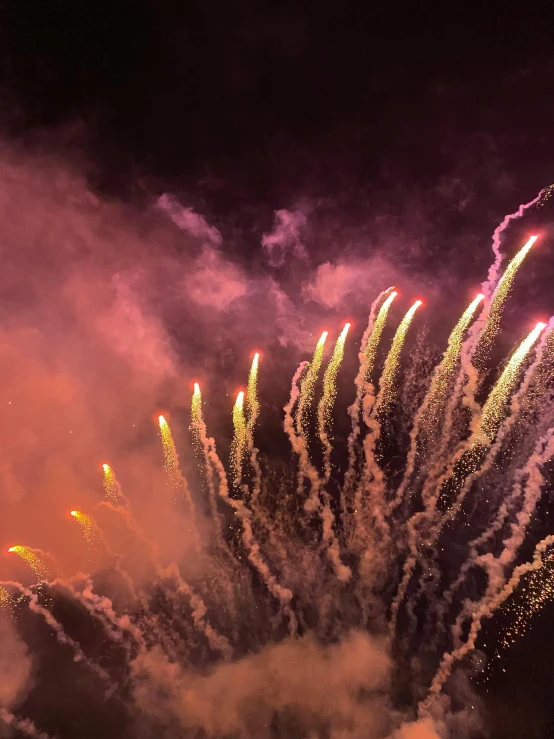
[190,382,203,450]
[246,353,260,433]
[475,321,546,444]
[70,510,99,549]
[296,330,328,441]
[317,322,351,482]
[102,463,121,504]
[7,546,50,582]
[474,235,538,367]
[231,390,247,485]
[375,299,422,417]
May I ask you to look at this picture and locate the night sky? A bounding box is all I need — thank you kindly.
[1,2,554,738]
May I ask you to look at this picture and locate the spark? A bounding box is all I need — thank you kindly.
[296,330,328,441]
[363,291,398,382]
[376,299,422,416]
[70,510,99,548]
[158,414,179,480]
[190,382,203,450]
[231,390,247,485]
[0,586,11,610]
[7,546,50,582]
[318,323,351,481]
[246,353,260,434]
[475,321,546,444]
[102,463,120,504]
[474,236,538,367]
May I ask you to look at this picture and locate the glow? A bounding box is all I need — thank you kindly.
[231,390,247,484]
[7,545,50,581]
[296,330,329,440]
[476,321,546,444]
[377,299,422,414]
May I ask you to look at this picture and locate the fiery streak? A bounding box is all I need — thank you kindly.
[475,321,546,444]
[246,353,260,433]
[70,510,98,548]
[391,294,484,511]
[376,299,422,417]
[318,323,351,481]
[7,546,50,582]
[296,330,328,441]
[231,391,247,485]
[102,463,120,504]
[474,235,538,367]
[190,382,203,450]
[158,414,179,478]
[362,291,398,383]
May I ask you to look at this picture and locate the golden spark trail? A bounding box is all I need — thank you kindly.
[231,391,247,485]
[70,510,99,549]
[246,353,260,433]
[475,321,546,444]
[375,299,422,419]
[0,585,10,610]
[390,294,484,511]
[296,331,328,442]
[190,382,203,450]
[102,463,121,504]
[7,546,50,582]
[158,414,199,545]
[474,235,538,368]
[318,323,350,482]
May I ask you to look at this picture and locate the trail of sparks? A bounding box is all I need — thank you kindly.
[190,382,203,451]
[70,510,99,549]
[318,323,351,482]
[246,353,260,434]
[375,300,422,418]
[296,331,328,442]
[102,463,121,504]
[474,236,538,368]
[7,546,50,582]
[475,321,546,444]
[391,294,484,511]
[0,585,11,610]
[231,391,247,486]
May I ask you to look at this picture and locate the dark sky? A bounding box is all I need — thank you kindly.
[2,3,554,739]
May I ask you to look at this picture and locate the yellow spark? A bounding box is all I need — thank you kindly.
[423,294,484,429]
[70,510,98,548]
[318,323,351,479]
[364,291,398,382]
[231,390,247,485]
[474,235,538,366]
[475,321,546,444]
[377,300,422,415]
[7,546,50,582]
[246,353,260,434]
[190,382,203,449]
[102,462,120,504]
[158,414,180,479]
[0,586,11,611]
[296,330,328,439]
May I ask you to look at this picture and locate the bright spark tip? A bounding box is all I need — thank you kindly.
[7,546,15,553]
[158,414,167,427]
[536,322,547,331]
[193,382,200,394]
[70,510,78,517]
[102,463,110,472]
